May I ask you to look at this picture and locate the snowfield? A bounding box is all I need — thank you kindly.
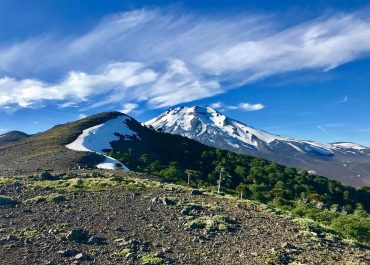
[332,142,367,150]
[66,115,139,170]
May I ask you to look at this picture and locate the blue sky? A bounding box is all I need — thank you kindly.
[1,0,370,146]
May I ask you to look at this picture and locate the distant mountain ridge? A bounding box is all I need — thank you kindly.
[0,108,369,187]
[145,106,370,187]
[0,131,30,147]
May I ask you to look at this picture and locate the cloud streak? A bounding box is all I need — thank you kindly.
[0,60,220,109]
[1,9,370,110]
[336,96,349,103]
[211,101,265,112]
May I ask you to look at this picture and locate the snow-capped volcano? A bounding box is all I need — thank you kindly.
[145,106,342,155]
[146,106,290,149]
[146,106,370,186]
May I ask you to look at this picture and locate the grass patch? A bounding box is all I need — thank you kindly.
[18,228,38,239]
[261,248,290,264]
[25,193,67,204]
[139,253,164,265]
[29,175,161,192]
[0,177,16,186]
[113,247,135,257]
[49,193,67,202]
[25,195,47,204]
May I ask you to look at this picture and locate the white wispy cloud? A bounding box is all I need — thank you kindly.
[0,60,219,109]
[210,102,222,109]
[317,125,329,134]
[336,96,349,103]
[238,102,265,111]
[120,103,138,114]
[0,9,370,110]
[211,101,265,112]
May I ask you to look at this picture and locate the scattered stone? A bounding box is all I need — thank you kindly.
[115,227,124,233]
[162,197,176,206]
[74,252,92,261]
[129,239,141,249]
[87,236,106,245]
[66,229,89,243]
[57,249,78,257]
[39,171,57,180]
[191,189,203,196]
[151,197,159,204]
[140,241,151,252]
[6,235,19,241]
[165,187,175,192]
[281,242,296,249]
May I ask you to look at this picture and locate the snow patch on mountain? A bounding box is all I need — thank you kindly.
[66,115,139,170]
[332,142,367,150]
[286,142,304,153]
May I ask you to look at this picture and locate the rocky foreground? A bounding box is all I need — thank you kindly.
[0,170,369,265]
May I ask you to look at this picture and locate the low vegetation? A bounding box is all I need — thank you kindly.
[27,174,160,192]
[139,253,164,265]
[25,193,67,204]
[186,215,235,232]
[113,247,135,257]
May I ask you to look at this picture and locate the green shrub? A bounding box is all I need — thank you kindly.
[187,215,234,232]
[0,195,18,206]
[49,194,67,202]
[331,215,370,244]
[113,247,135,257]
[74,178,84,188]
[25,193,67,204]
[25,196,47,204]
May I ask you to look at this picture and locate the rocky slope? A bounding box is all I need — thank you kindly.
[145,106,370,187]
[0,170,369,265]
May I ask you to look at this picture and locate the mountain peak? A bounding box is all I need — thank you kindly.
[169,105,219,115]
[145,105,284,149]
[146,106,370,186]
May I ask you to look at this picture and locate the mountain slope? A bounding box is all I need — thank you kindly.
[0,112,125,174]
[145,106,370,187]
[0,131,30,147]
